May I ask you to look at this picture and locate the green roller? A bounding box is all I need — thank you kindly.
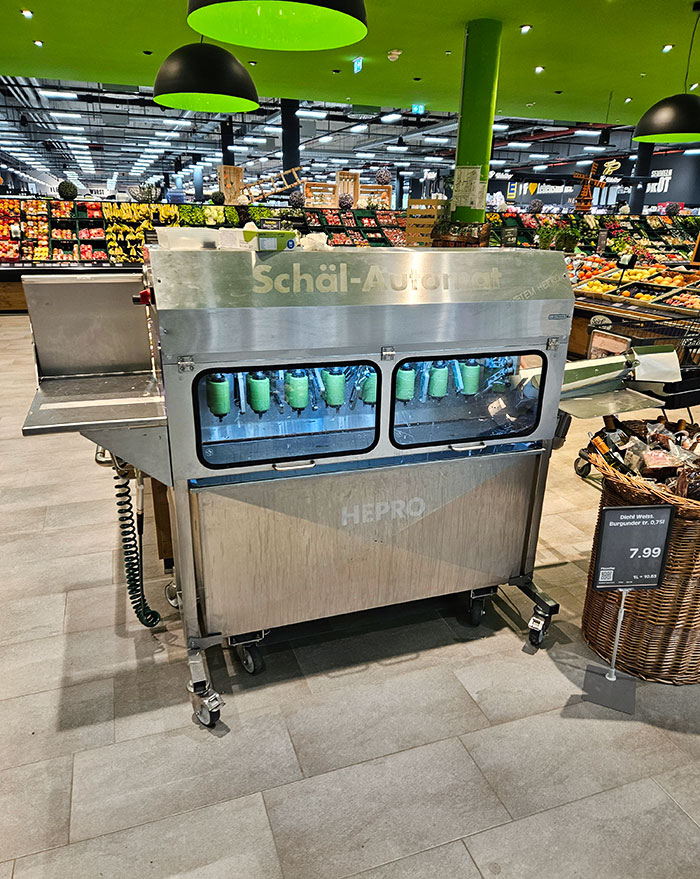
[206,373,230,421]
[460,360,481,395]
[361,371,377,405]
[396,365,416,402]
[247,372,270,415]
[322,368,346,408]
[285,370,309,411]
[428,362,449,399]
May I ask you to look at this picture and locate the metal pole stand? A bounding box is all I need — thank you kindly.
[583,588,637,714]
[606,588,630,682]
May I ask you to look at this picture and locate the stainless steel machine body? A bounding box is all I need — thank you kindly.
[23,248,573,725]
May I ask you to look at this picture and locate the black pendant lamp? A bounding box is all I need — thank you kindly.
[187,0,368,51]
[153,42,259,113]
[634,5,700,143]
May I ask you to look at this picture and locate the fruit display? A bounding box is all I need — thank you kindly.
[0,240,20,260]
[78,227,106,239]
[178,204,206,226]
[202,205,225,226]
[51,227,76,240]
[77,201,102,219]
[604,267,660,283]
[23,199,48,217]
[0,199,20,224]
[576,279,617,294]
[360,216,378,227]
[567,255,616,284]
[660,290,700,310]
[348,230,369,246]
[51,200,73,218]
[653,270,700,287]
[51,244,79,261]
[23,218,49,240]
[617,283,666,301]
[384,228,406,246]
[329,231,352,246]
[321,209,342,226]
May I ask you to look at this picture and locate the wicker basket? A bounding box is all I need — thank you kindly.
[582,447,700,684]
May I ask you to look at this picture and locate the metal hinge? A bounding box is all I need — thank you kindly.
[546,337,560,351]
[381,346,395,361]
[177,356,195,373]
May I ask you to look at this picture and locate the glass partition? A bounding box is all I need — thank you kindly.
[390,353,545,449]
[195,362,380,468]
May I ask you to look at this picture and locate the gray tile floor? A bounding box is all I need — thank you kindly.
[1,313,700,877]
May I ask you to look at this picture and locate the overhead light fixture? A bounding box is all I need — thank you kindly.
[186,0,368,51]
[575,129,599,136]
[349,123,368,133]
[684,148,700,154]
[576,160,593,166]
[424,135,449,144]
[318,134,333,143]
[356,151,375,158]
[691,83,699,90]
[33,40,43,47]
[508,141,529,148]
[424,156,444,162]
[380,113,402,123]
[153,43,259,113]
[528,153,549,159]
[21,9,33,17]
[243,135,267,143]
[492,123,509,131]
[56,124,85,131]
[263,124,283,133]
[489,159,507,165]
[625,97,633,103]
[584,145,607,152]
[663,44,675,53]
[533,164,549,171]
[296,108,327,119]
[520,24,532,33]
[387,144,408,152]
[634,92,700,142]
[50,111,82,120]
[535,66,544,73]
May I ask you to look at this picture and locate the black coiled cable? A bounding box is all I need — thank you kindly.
[114,469,161,628]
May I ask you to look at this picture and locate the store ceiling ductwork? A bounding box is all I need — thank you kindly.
[186,0,368,50]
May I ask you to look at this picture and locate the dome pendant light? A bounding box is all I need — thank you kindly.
[634,5,700,143]
[153,42,259,113]
[187,0,368,51]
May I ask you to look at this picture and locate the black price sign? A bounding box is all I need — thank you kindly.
[596,230,609,255]
[501,227,518,247]
[593,505,674,591]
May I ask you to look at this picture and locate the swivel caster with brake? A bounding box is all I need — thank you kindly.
[187,681,223,728]
[528,609,551,648]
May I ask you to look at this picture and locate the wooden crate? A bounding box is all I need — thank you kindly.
[304,181,338,207]
[217,165,243,204]
[358,184,392,209]
[336,171,360,206]
[405,198,448,247]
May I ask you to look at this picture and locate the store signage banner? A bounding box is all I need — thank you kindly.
[593,505,674,591]
[453,165,485,209]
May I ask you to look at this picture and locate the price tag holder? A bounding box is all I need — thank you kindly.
[593,504,674,591]
[501,227,518,248]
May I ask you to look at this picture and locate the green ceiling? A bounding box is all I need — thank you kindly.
[3,0,700,123]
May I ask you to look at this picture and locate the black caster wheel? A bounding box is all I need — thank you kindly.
[529,626,546,648]
[164,581,179,608]
[468,597,486,627]
[195,705,220,728]
[236,643,265,675]
[574,456,591,478]
[574,457,592,478]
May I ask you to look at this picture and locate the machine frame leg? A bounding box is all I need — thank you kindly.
[168,479,224,725]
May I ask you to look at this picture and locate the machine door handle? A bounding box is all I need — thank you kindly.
[272,460,316,471]
[449,442,487,452]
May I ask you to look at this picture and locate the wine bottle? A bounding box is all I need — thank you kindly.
[590,434,635,474]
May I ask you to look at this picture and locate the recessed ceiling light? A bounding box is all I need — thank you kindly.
[691,83,699,91]
[662,44,674,53]
[445,50,452,56]
[535,66,545,74]
[332,69,340,74]
[33,39,43,46]
[520,24,532,34]
[413,77,422,81]
[625,97,633,103]
[248,60,257,66]
[21,9,33,18]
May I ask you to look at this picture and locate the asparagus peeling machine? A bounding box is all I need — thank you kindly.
[22,248,574,727]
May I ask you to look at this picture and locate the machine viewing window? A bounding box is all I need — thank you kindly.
[390,353,546,449]
[194,363,380,468]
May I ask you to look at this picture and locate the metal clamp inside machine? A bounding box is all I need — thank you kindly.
[22,247,573,727]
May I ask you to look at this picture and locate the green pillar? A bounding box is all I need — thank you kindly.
[452,19,502,222]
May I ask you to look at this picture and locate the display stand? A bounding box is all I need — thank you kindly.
[583,504,673,714]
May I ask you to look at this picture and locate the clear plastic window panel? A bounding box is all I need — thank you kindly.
[195,363,380,467]
[391,354,545,448]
